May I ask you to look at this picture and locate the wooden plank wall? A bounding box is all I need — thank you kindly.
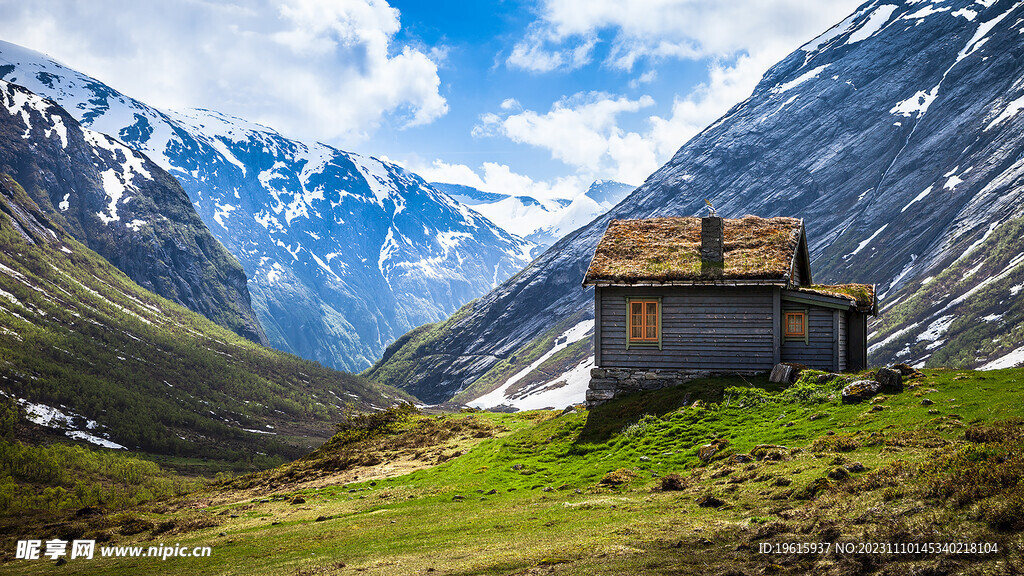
[838,311,848,372]
[848,313,868,370]
[780,306,835,370]
[599,286,775,371]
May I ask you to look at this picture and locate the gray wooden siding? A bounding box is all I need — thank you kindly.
[838,311,848,372]
[780,306,836,370]
[792,260,805,287]
[598,286,775,371]
[594,286,604,366]
[848,312,868,370]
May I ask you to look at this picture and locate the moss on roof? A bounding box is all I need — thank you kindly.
[584,216,803,284]
[797,284,877,312]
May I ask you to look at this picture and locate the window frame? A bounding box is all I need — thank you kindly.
[783,309,809,344]
[625,297,662,350]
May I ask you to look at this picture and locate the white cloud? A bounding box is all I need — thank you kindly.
[491,0,862,183]
[0,0,447,146]
[647,51,782,157]
[629,70,658,89]
[478,42,832,186]
[474,92,659,183]
[409,159,586,201]
[507,29,598,72]
[509,0,861,72]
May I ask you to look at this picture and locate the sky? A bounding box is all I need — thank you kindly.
[0,0,862,200]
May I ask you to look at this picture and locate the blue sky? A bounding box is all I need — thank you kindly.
[0,0,861,199]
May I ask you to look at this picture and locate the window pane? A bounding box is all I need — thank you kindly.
[786,313,804,336]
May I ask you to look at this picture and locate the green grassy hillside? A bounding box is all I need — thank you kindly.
[8,367,1022,575]
[0,173,412,465]
[870,216,1024,369]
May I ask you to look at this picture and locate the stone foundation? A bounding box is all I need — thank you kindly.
[586,367,698,406]
[586,366,766,406]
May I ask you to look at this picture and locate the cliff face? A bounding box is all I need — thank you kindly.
[366,0,1024,404]
[0,80,267,344]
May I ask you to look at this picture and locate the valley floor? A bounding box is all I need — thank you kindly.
[3,369,1024,575]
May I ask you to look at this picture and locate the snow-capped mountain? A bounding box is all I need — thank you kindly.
[0,79,266,344]
[0,40,533,371]
[368,0,1024,405]
[0,149,405,459]
[432,180,634,256]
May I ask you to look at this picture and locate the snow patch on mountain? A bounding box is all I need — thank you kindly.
[469,319,593,410]
[773,64,830,94]
[846,224,888,258]
[984,94,1024,131]
[981,345,1024,369]
[846,4,898,44]
[901,186,933,212]
[432,180,634,254]
[890,87,939,117]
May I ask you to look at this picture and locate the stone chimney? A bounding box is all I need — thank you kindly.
[701,216,724,264]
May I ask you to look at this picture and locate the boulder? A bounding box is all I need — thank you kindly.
[892,363,924,378]
[770,362,806,384]
[842,380,882,403]
[728,454,753,464]
[875,368,903,392]
[697,438,730,462]
[816,373,844,384]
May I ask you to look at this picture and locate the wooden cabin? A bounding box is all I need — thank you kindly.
[582,216,876,404]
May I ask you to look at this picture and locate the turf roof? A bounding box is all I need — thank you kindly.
[796,284,877,313]
[583,216,804,285]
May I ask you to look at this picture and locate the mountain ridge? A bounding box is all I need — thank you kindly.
[0,78,267,344]
[367,0,1024,406]
[0,169,409,461]
[431,179,635,256]
[0,41,533,372]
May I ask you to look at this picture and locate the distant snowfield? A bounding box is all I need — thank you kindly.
[469,319,593,411]
[981,345,1024,370]
[6,394,126,449]
[438,180,635,253]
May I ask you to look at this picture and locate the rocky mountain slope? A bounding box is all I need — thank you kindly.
[0,41,532,372]
[0,79,266,344]
[367,0,1024,405]
[0,170,408,462]
[433,179,634,256]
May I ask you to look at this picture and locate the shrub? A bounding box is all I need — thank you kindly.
[599,468,637,486]
[620,414,659,439]
[923,439,1024,506]
[811,434,861,453]
[794,477,832,500]
[981,492,1024,530]
[964,418,1024,443]
[330,402,419,446]
[660,474,686,491]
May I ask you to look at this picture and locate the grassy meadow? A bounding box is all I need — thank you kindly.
[2,368,1024,575]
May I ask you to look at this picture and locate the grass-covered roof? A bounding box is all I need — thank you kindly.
[583,216,803,285]
[797,284,877,313]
